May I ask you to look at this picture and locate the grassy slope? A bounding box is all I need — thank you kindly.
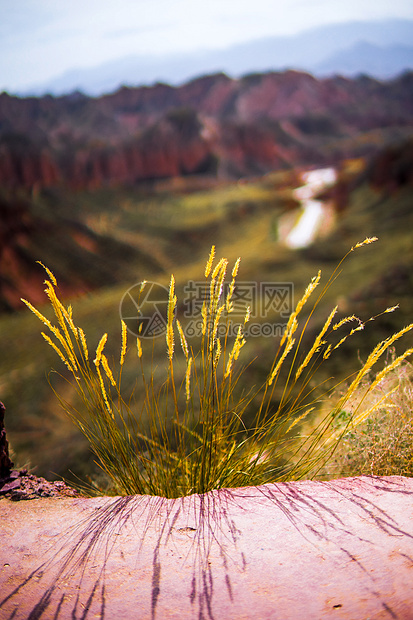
[1,168,412,481]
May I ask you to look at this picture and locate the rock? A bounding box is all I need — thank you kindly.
[0,402,13,478]
[0,471,80,501]
[1,476,413,619]
[0,478,21,493]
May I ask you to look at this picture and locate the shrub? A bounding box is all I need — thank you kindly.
[22,239,413,497]
[320,356,413,478]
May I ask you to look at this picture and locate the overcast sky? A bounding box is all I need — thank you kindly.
[1,0,413,92]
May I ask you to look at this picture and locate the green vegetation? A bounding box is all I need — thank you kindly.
[2,156,413,485]
[320,358,413,478]
[22,239,413,498]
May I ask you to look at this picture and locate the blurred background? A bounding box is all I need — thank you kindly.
[1,0,413,482]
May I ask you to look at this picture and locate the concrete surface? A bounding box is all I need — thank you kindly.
[1,476,413,619]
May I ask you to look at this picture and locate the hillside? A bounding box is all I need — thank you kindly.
[0,185,174,312]
[1,138,413,480]
[1,70,413,190]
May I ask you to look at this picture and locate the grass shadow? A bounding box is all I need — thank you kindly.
[1,476,413,618]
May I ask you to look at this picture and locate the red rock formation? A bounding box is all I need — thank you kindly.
[1,71,412,191]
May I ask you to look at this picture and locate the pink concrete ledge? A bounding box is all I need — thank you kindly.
[1,476,413,619]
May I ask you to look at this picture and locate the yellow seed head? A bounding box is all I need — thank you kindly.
[226,281,235,312]
[201,302,207,336]
[295,306,338,381]
[205,246,216,278]
[333,335,349,351]
[285,407,314,434]
[101,354,117,387]
[369,347,413,393]
[333,315,358,330]
[297,271,321,314]
[224,357,234,380]
[177,320,189,359]
[211,305,224,351]
[136,337,143,358]
[44,282,64,324]
[210,259,227,315]
[41,332,74,373]
[231,257,241,278]
[323,344,332,359]
[211,257,227,281]
[21,298,52,329]
[280,272,320,348]
[120,320,128,365]
[46,323,78,371]
[224,326,246,378]
[167,326,175,360]
[166,275,176,361]
[268,338,295,386]
[63,305,77,335]
[94,333,108,365]
[352,236,378,250]
[214,338,222,367]
[37,261,57,286]
[96,366,113,417]
[78,327,89,360]
[185,357,192,402]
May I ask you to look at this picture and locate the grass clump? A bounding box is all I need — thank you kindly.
[22,240,413,498]
[321,357,413,478]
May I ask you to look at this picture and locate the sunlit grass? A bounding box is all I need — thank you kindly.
[22,239,413,497]
[318,357,413,478]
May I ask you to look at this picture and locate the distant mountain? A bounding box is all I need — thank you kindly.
[21,19,413,97]
[315,42,413,78]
